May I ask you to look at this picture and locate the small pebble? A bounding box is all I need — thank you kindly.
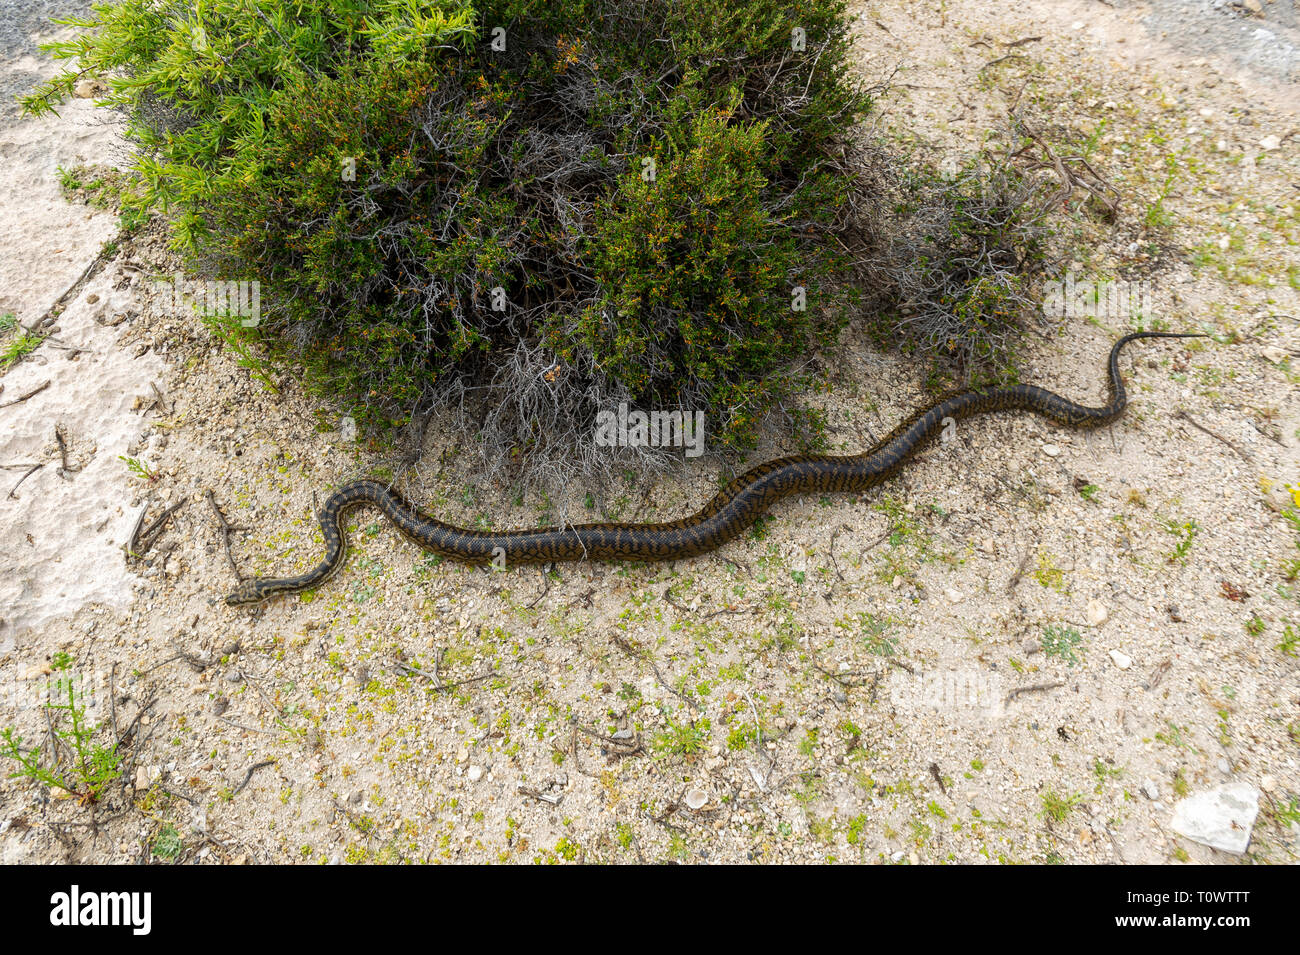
[1087,600,1110,627]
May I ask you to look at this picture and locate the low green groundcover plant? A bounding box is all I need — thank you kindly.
[24,0,1048,488]
[1,655,122,806]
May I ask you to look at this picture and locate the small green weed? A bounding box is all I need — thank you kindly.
[1163,518,1198,563]
[1039,788,1082,824]
[1,658,122,805]
[1042,625,1084,667]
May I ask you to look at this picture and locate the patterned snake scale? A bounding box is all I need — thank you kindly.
[226,332,1203,605]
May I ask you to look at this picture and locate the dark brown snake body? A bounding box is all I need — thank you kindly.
[226,332,1201,605]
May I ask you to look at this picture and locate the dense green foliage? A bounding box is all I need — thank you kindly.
[26,0,872,466]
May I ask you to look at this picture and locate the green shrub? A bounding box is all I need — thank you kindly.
[24,0,870,475]
[26,0,1059,494]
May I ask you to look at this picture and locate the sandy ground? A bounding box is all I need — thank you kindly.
[0,26,155,647]
[1,0,1298,864]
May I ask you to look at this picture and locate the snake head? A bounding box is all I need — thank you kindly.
[225,580,265,606]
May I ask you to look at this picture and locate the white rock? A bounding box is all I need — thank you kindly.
[1141,779,1160,800]
[1087,600,1110,627]
[1042,444,1061,457]
[466,765,483,782]
[945,588,964,604]
[1258,134,1281,151]
[1108,649,1132,670]
[1262,345,1287,363]
[1170,783,1260,854]
[134,764,162,790]
[684,788,707,811]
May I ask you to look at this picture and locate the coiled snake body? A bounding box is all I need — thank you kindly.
[226,332,1201,605]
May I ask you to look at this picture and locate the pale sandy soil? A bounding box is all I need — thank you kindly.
[1,0,1298,864]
